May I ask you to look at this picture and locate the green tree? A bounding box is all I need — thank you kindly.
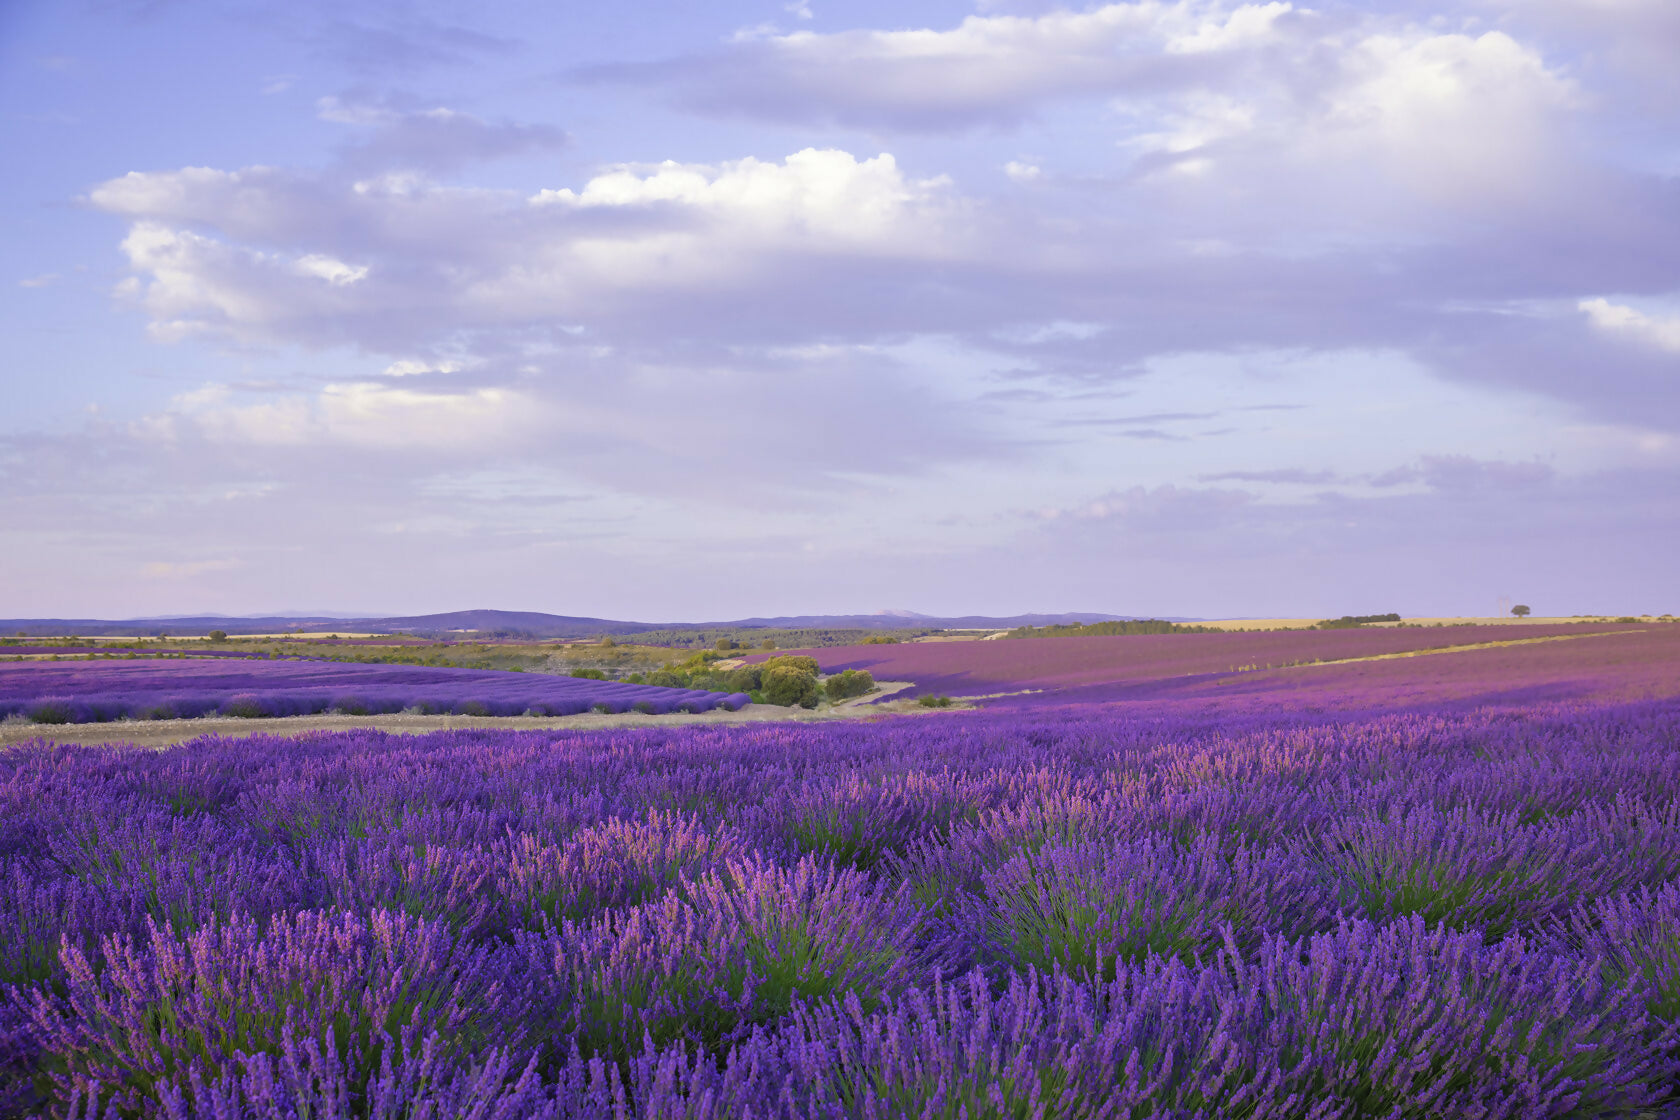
[761,655,819,675]
[724,666,761,692]
[1511,604,1531,618]
[207,630,228,642]
[824,669,875,702]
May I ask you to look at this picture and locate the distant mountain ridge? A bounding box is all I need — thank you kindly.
[0,608,1186,639]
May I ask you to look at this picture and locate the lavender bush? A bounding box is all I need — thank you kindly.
[2,699,1678,1116]
[0,660,750,724]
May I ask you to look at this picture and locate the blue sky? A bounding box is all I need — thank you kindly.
[2,0,1677,621]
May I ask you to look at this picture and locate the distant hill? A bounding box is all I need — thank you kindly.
[0,608,1185,640]
[362,610,666,638]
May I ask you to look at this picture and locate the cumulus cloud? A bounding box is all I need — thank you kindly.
[106,221,384,343]
[1481,0,1680,111]
[88,148,972,350]
[529,149,959,257]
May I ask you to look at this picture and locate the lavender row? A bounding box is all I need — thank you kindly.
[10,910,1672,1118]
[0,660,750,722]
[3,701,1679,1115]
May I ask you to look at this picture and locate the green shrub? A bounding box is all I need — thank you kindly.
[825,669,875,702]
[1315,613,1402,629]
[916,694,953,708]
[762,664,820,708]
[28,700,74,725]
[207,630,228,642]
[570,669,606,680]
[647,670,688,688]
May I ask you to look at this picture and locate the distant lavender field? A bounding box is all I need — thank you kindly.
[791,622,1680,712]
[3,700,1679,1116]
[0,659,748,722]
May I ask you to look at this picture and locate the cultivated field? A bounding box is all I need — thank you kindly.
[0,659,748,725]
[2,624,1679,1116]
[796,621,1678,710]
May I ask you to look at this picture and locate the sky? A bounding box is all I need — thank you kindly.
[2,0,1677,622]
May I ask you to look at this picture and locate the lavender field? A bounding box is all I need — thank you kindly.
[4,693,1680,1117]
[800,623,1680,713]
[0,660,750,723]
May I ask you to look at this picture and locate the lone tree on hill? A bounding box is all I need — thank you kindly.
[1511,604,1531,618]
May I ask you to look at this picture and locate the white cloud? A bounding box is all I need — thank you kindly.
[18,273,60,288]
[1165,2,1292,54]
[1003,160,1042,182]
[382,358,466,377]
[531,148,954,252]
[1312,31,1576,201]
[111,222,384,343]
[145,381,531,450]
[93,167,252,220]
[88,147,966,347]
[294,254,368,286]
[1580,297,1680,353]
